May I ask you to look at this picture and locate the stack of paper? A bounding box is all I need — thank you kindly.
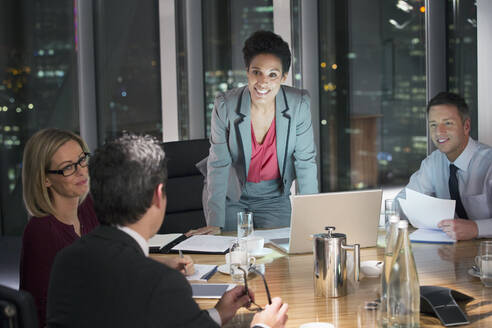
[399,188,456,244]
[172,235,237,254]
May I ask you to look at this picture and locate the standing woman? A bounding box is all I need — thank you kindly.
[205,30,318,231]
[20,129,99,326]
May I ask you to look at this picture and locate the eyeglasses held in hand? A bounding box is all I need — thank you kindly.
[238,266,272,312]
[46,152,91,177]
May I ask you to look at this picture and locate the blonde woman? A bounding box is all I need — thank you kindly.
[20,129,99,327]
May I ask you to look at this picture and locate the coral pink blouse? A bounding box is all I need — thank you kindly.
[247,119,281,183]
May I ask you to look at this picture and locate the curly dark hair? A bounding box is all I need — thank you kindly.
[242,30,291,74]
[427,91,470,123]
[89,133,167,226]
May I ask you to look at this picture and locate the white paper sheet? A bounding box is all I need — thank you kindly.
[172,235,236,253]
[410,228,455,244]
[400,188,455,229]
[252,228,291,243]
[148,233,183,248]
[186,264,218,282]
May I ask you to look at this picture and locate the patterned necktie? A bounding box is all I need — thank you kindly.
[449,164,468,219]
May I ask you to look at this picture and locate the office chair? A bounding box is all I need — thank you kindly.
[159,139,210,233]
[0,284,38,328]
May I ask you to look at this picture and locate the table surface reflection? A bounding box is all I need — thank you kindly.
[152,235,492,327]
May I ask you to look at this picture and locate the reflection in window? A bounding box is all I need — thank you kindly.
[447,0,477,139]
[202,0,273,136]
[0,0,79,235]
[93,0,162,143]
[318,0,427,192]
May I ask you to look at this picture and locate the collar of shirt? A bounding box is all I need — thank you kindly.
[116,225,149,257]
[449,137,478,172]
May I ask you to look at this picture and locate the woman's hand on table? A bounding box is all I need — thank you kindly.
[185,226,221,237]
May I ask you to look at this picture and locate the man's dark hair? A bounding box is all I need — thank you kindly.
[427,91,470,123]
[243,30,291,74]
[89,133,167,226]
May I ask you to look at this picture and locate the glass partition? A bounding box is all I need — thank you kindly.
[202,0,274,136]
[447,0,477,139]
[0,0,79,235]
[318,0,427,192]
[93,0,162,143]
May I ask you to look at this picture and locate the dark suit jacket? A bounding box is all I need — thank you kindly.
[47,225,219,328]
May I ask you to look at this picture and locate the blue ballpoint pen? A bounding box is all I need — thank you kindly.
[179,250,187,275]
[200,266,218,280]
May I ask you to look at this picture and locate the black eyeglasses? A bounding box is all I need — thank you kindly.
[238,266,272,312]
[46,152,91,177]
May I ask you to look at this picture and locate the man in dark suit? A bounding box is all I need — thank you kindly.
[47,133,288,328]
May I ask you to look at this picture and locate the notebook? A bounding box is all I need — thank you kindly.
[269,189,383,254]
[148,233,187,253]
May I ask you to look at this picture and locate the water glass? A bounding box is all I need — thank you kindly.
[384,199,399,230]
[480,241,492,287]
[228,240,256,283]
[237,211,254,240]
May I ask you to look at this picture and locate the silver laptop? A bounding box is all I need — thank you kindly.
[269,189,383,254]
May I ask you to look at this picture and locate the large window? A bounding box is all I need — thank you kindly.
[447,0,477,139]
[0,0,79,235]
[318,0,427,192]
[93,0,162,143]
[202,0,274,136]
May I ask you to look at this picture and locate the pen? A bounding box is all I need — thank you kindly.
[200,265,218,280]
[179,249,187,275]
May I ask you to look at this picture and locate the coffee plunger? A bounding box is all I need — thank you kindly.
[313,226,360,298]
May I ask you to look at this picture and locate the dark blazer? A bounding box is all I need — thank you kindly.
[47,225,219,328]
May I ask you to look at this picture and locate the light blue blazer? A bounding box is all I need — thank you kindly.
[204,85,318,227]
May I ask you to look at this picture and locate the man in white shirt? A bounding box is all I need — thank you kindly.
[398,92,492,241]
[47,133,288,328]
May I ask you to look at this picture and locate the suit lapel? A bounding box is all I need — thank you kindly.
[276,86,291,178]
[236,88,252,181]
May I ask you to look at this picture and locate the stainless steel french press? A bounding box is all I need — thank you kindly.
[313,226,360,298]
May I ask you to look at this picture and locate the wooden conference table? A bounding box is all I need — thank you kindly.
[152,233,492,327]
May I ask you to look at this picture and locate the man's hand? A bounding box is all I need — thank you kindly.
[250,297,288,328]
[154,256,195,276]
[437,219,478,241]
[215,286,252,324]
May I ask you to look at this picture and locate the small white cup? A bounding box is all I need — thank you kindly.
[244,235,265,254]
[225,252,256,267]
[226,242,256,283]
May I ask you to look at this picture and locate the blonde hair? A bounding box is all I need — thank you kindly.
[22,128,90,217]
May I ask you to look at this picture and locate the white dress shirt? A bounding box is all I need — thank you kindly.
[397,138,492,238]
[116,226,222,325]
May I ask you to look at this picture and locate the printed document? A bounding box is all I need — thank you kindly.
[400,188,456,243]
[172,235,236,253]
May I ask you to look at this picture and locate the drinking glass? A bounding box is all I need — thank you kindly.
[228,240,255,283]
[384,199,399,230]
[480,241,492,287]
[237,211,254,240]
